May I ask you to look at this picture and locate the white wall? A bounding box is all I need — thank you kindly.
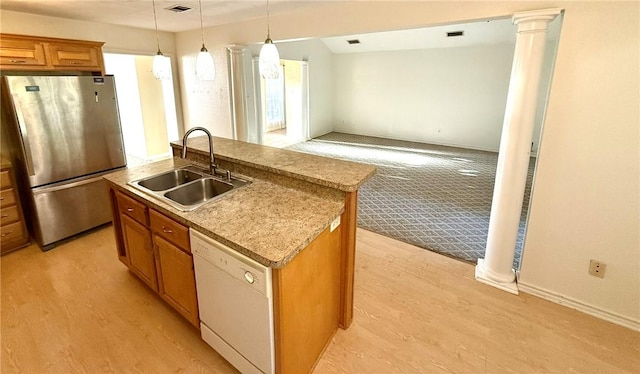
[174,1,639,327]
[174,33,334,140]
[332,44,515,152]
[0,10,185,137]
[245,38,334,138]
[0,10,176,56]
[518,2,639,327]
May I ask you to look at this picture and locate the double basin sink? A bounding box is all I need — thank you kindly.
[128,166,251,211]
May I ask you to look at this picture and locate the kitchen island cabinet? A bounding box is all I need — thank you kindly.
[111,188,199,328]
[104,144,375,373]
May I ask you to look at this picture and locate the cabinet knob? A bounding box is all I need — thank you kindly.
[126,207,134,212]
[162,226,173,234]
[1,232,11,237]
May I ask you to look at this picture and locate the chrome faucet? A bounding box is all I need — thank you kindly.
[181,127,216,174]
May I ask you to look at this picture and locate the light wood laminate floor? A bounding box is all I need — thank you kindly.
[1,226,638,373]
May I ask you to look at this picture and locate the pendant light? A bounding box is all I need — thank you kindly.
[259,0,280,79]
[151,0,171,80]
[195,0,215,80]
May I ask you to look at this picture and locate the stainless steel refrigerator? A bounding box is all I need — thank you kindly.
[2,75,126,249]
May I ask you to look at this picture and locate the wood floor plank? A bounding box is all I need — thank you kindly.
[1,226,638,373]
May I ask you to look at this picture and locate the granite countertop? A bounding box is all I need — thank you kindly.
[170,137,376,192]
[104,157,345,268]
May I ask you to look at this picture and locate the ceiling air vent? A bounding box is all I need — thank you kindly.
[446,31,464,37]
[347,39,361,45]
[165,4,192,13]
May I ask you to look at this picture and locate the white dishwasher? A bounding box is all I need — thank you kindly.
[190,229,274,374]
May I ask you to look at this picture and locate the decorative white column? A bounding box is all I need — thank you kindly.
[227,45,248,141]
[475,8,562,294]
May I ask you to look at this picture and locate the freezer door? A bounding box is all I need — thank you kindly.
[29,173,113,247]
[5,76,126,187]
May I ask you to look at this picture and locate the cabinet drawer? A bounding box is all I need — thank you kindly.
[1,171,12,189]
[0,189,16,208]
[0,39,47,67]
[1,221,26,244]
[1,205,20,226]
[116,191,148,226]
[150,209,189,252]
[49,43,100,69]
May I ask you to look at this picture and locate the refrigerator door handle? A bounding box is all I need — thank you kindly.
[12,94,35,176]
[32,175,106,194]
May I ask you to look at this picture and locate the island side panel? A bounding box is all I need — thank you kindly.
[106,183,128,266]
[272,225,342,374]
[339,191,357,328]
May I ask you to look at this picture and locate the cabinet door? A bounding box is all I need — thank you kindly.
[0,39,47,67]
[121,214,157,292]
[154,234,199,327]
[48,43,101,69]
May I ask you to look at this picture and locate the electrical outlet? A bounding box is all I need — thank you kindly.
[589,260,606,278]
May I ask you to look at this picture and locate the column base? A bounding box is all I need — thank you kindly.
[475,259,519,295]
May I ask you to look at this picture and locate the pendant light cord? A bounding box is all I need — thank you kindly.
[266,0,271,39]
[152,0,161,53]
[199,0,206,48]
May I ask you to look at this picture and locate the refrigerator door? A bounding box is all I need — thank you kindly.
[4,76,126,187]
[29,172,113,247]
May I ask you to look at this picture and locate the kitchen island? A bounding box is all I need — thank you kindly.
[104,137,375,374]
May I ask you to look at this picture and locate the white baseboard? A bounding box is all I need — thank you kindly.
[518,281,640,332]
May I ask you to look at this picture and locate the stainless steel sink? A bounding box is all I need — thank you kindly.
[128,166,251,211]
[164,178,234,207]
[137,169,202,191]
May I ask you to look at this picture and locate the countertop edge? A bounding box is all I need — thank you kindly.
[170,140,376,192]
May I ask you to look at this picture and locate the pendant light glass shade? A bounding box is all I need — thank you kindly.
[153,51,171,81]
[258,0,280,79]
[259,39,280,79]
[195,0,215,81]
[196,46,215,80]
[151,0,170,80]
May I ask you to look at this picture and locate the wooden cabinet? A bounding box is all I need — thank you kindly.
[0,34,105,74]
[121,214,157,291]
[110,187,199,327]
[154,235,199,327]
[1,163,29,254]
[0,38,46,68]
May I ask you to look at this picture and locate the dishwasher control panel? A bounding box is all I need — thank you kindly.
[190,229,272,298]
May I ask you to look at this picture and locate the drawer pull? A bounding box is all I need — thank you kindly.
[8,59,27,63]
[0,197,4,200]
[69,62,84,65]
[1,214,8,218]
[162,226,173,234]
[1,232,11,237]
[126,207,134,212]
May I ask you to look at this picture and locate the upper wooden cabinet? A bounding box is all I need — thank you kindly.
[0,34,105,74]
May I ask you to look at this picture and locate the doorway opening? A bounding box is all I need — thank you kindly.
[257,59,309,148]
[103,53,178,166]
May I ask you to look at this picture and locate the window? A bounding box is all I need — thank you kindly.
[264,64,285,132]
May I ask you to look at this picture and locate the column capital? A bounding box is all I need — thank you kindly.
[226,44,247,54]
[513,8,562,31]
